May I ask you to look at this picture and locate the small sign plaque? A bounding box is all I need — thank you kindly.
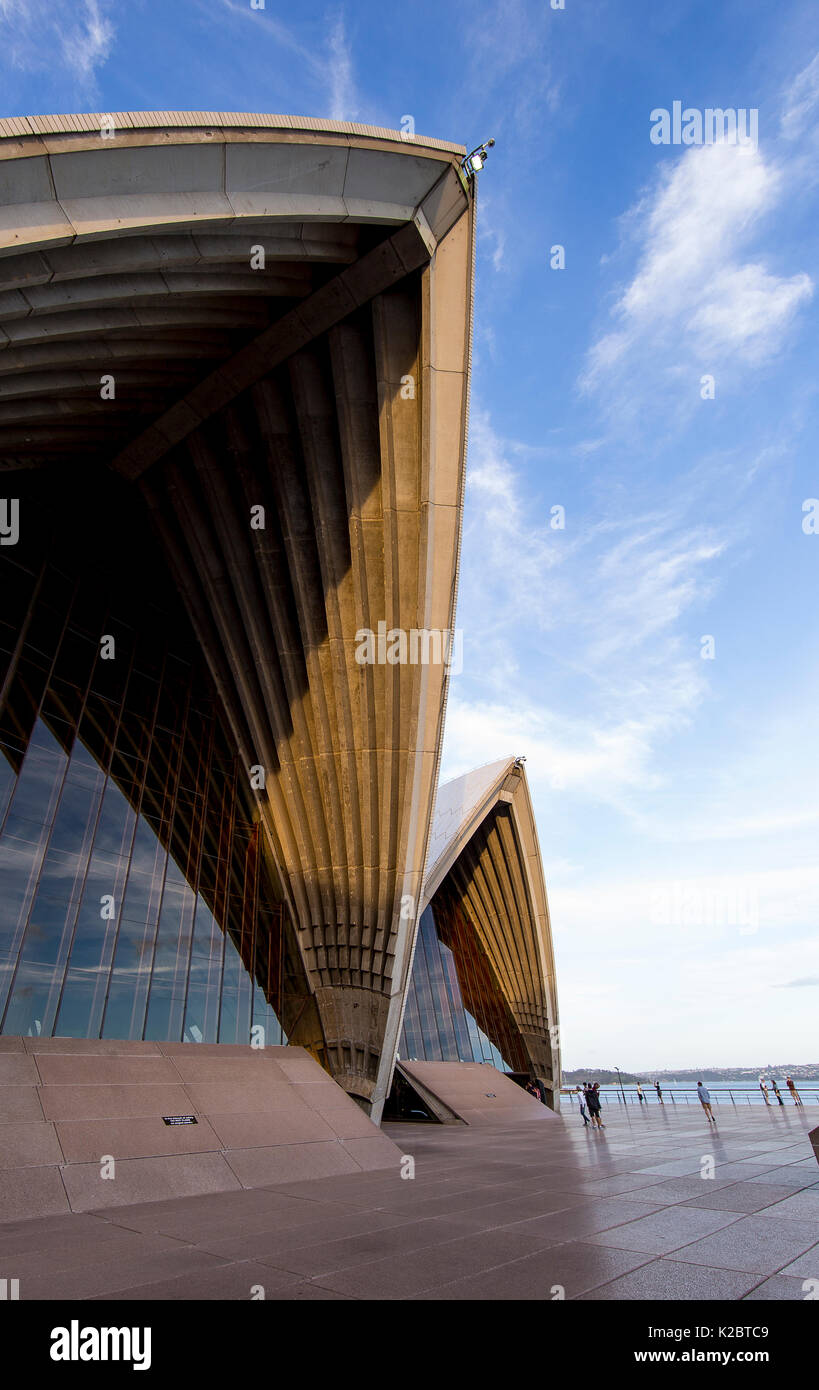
[162,1115,198,1126]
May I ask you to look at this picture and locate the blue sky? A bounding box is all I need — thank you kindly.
[2,0,818,1072]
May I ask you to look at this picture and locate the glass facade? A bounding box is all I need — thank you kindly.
[399,901,527,1073]
[0,469,312,1046]
[0,468,538,1091]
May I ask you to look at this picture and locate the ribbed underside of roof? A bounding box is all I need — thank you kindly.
[0,222,371,466]
[439,801,555,1081]
[0,120,477,1113]
[418,760,560,1096]
[138,276,439,1094]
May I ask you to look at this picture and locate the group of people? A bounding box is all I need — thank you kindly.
[758,1075,803,1106]
[575,1082,605,1129]
[573,1073,805,1126]
[627,1080,664,1104]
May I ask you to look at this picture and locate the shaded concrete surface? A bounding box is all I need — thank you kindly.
[398,1060,559,1126]
[1,1103,817,1299]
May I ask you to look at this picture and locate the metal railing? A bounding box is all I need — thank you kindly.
[563,1085,819,1108]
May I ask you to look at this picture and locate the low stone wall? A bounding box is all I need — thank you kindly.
[0,1037,401,1221]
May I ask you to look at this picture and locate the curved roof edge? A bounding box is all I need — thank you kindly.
[0,111,465,157]
[423,756,518,904]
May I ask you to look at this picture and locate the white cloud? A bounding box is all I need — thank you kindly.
[326,13,359,121]
[554,869,819,1069]
[61,0,113,87]
[445,412,722,812]
[589,523,723,662]
[582,141,813,394]
[463,0,559,111]
[477,199,506,272]
[780,50,819,139]
[0,0,114,95]
[689,262,812,361]
[215,1,360,122]
[465,412,563,593]
[441,694,665,804]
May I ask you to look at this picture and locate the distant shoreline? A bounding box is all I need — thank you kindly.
[563,1066,819,1084]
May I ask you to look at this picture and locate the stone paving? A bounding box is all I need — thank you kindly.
[1,1102,817,1300]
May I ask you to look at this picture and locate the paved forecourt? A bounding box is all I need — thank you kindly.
[1,1101,817,1299]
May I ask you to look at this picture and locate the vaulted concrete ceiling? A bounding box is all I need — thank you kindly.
[0,113,467,471]
[0,114,475,1118]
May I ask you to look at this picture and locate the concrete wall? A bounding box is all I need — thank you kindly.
[399,1061,560,1127]
[0,1037,401,1222]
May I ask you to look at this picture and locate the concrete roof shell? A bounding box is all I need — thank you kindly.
[0,114,469,471]
[419,757,561,1093]
[0,113,477,1120]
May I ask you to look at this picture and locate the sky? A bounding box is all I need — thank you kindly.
[1,0,818,1072]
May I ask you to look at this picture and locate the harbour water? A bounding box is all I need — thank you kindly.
[564,1082,818,1108]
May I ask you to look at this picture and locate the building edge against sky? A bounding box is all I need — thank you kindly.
[0,114,560,1120]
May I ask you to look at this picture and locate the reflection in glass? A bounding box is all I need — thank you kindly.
[398,904,523,1073]
[0,469,309,1048]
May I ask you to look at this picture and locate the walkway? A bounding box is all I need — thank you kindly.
[2,1104,817,1299]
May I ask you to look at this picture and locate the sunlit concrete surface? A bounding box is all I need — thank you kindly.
[1,1101,816,1299]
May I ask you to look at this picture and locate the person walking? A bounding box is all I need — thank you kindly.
[771,1079,784,1106]
[654,1080,664,1104]
[697,1081,716,1124]
[786,1076,803,1106]
[636,1082,646,1105]
[759,1076,770,1105]
[576,1086,590,1126]
[586,1083,605,1130]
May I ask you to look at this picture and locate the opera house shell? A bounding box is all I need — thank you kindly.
[0,113,559,1124]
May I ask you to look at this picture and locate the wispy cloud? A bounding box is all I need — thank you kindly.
[442,693,666,804]
[0,0,114,98]
[444,411,722,811]
[477,197,506,272]
[216,0,360,122]
[462,0,560,136]
[326,13,358,121]
[780,50,819,140]
[582,141,813,400]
